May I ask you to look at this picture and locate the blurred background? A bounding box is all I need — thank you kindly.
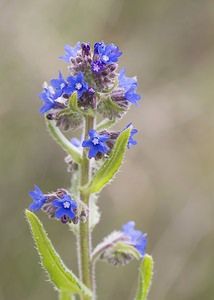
[0,0,214,299]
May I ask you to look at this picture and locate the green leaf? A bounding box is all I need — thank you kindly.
[46,119,82,164]
[25,210,92,298]
[135,255,154,300]
[81,126,131,194]
[59,291,76,300]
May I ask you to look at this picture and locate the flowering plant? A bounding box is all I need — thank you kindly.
[25,40,153,300]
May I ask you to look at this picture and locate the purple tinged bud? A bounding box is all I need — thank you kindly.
[61,215,70,224]
[88,87,95,95]
[46,113,54,120]
[81,42,91,56]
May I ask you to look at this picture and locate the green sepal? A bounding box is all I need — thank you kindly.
[101,77,118,93]
[68,92,82,113]
[69,92,95,117]
[135,254,154,300]
[46,119,82,164]
[98,95,125,120]
[95,119,116,131]
[114,242,142,260]
[25,210,92,298]
[81,126,131,194]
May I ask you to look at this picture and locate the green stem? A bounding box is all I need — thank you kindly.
[59,291,75,300]
[78,115,94,300]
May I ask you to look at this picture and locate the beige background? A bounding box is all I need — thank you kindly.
[0,0,214,299]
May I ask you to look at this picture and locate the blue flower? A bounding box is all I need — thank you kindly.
[94,41,106,54]
[122,221,147,257]
[82,129,109,158]
[50,71,68,98]
[59,42,81,62]
[64,72,88,98]
[28,185,46,212]
[91,60,104,74]
[124,123,138,149]
[52,194,78,219]
[118,68,141,105]
[97,42,122,64]
[39,84,56,114]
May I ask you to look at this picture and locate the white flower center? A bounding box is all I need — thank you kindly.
[60,83,65,89]
[102,55,109,62]
[63,201,70,209]
[92,137,99,145]
[75,83,82,90]
[93,64,100,72]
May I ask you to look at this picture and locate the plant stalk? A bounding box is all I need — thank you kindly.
[78,115,94,299]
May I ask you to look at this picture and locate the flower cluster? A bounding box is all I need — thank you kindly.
[39,41,141,130]
[28,185,88,224]
[81,123,138,159]
[94,221,147,266]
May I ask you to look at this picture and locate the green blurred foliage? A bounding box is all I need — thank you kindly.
[0,0,214,299]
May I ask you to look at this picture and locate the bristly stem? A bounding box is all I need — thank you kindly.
[78,115,94,299]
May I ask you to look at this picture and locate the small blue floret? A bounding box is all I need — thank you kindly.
[124,123,138,149]
[52,194,78,219]
[65,72,88,98]
[122,221,147,257]
[82,129,109,158]
[59,42,81,62]
[28,185,46,212]
[39,85,56,114]
[118,68,141,105]
[50,71,68,99]
[91,60,104,74]
[94,41,122,64]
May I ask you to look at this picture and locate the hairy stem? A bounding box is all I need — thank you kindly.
[78,115,94,299]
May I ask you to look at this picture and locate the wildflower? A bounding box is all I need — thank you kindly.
[123,123,138,149]
[95,41,122,64]
[50,71,68,98]
[91,60,104,74]
[118,68,141,105]
[82,129,109,158]
[39,84,56,114]
[28,185,46,212]
[64,72,88,98]
[94,41,105,54]
[122,221,147,257]
[52,194,78,219]
[59,42,81,62]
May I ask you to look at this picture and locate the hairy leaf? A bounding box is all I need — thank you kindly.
[135,255,154,300]
[25,210,92,298]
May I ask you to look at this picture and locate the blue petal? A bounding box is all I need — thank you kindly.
[82,140,93,148]
[52,199,63,208]
[89,147,98,158]
[55,208,66,218]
